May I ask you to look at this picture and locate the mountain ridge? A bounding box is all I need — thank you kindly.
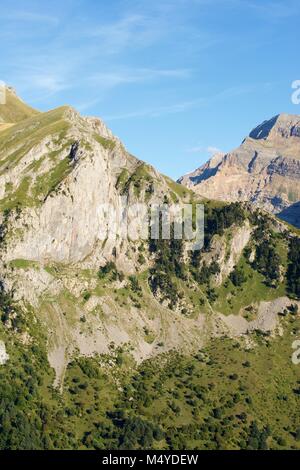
[179,113,300,227]
[0,86,38,125]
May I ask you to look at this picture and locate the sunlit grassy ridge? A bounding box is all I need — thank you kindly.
[0,107,73,210]
[0,88,38,124]
[0,106,70,172]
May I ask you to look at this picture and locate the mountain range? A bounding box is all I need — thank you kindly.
[0,87,300,450]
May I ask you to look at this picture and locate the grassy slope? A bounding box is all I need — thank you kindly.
[0,106,70,173]
[214,254,287,316]
[133,325,300,450]
[0,88,38,123]
[0,107,72,210]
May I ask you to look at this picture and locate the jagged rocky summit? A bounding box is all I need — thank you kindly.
[179,114,300,227]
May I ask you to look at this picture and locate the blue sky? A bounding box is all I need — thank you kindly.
[0,0,299,179]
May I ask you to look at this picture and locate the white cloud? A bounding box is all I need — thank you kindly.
[1,11,59,25]
[104,98,205,121]
[229,0,299,20]
[30,74,68,93]
[207,146,222,154]
[104,82,270,121]
[186,145,204,153]
[84,14,164,54]
[186,145,222,155]
[89,68,190,89]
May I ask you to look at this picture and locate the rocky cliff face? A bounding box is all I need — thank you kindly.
[0,88,196,384]
[0,92,172,272]
[179,114,300,227]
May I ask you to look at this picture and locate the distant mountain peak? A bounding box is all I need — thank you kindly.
[249,113,300,141]
[179,113,300,228]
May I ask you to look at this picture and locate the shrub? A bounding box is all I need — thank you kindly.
[229,266,247,287]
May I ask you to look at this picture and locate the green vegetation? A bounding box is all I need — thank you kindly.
[0,88,38,124]
[203,202,246,249]
[287,237,300,299]
[0,106,75,211]
[116,169,130,192]
[146,202,299,317]
[0,310,299,450]
[0,155,73,211]
[120,163,154,197]
[0,281,14,325]
[164,176,191,201]
[0,107,70,176]
[9,259,39,270]
[253,239,280,287]
[149,225,185,309]
[229,265,247,287]
[0,176,33,211]
[98,262,119,280]
[0,198,299,450]
[128,275,142,294]
[214,255,285,315]
[2,84,300,452]
[1,108,300,450]
[94,134,116,151]
[32,157,72,202]
[0,208,10,245]
[62,324,300,450]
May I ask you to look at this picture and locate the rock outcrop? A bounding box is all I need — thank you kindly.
[0,340,9,365]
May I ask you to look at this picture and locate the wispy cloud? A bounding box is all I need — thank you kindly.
[229,0,299,20]
[186,145,222,154]
[1,10,59,25]
[207,146,222,154]
[29,74,69,94]
[104,98,205,121]
[104,82,271,121]
[73,68,190,111]
[0,1,221,104]
[89,68,190,89]
[9,63,190,105]
[186,145,204,153]
[1,5,193,102]
[83,14,165,54]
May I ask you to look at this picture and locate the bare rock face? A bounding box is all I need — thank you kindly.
[200,222,252,286]
[179,114,300,227]
[0,103,169,272]
[0,340,9,365]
